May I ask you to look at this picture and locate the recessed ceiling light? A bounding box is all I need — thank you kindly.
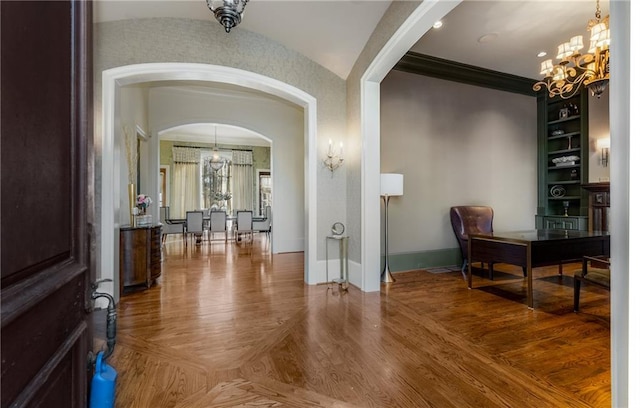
[433,20,443,29]
[537,51,547,58]
[477,33,498,44]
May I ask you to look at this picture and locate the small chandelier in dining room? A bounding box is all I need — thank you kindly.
[206,0,249,33]
[210,126,228,171]
[533,0,610,99]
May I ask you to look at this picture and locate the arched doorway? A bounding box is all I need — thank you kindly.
[100,63,318,302]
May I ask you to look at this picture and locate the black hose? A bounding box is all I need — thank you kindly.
[92,292,117,360]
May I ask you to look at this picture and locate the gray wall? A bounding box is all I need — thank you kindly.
[380,70,538,269]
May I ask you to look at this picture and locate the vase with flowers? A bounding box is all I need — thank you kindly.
[137,194,152,215]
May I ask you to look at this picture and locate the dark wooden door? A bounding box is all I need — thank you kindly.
[1,1,93,407]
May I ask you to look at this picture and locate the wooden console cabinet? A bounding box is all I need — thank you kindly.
[119,224,162,294]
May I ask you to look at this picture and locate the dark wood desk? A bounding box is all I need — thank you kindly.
[468,229,610,308]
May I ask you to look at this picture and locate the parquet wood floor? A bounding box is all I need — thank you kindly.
[107,235,610,407]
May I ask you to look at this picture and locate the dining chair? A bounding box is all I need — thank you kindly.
[252,205,271,239]
[159,206,184,244]
[205,206,215,239]
[209,210,227,242]
[185,210,204,246]
[235,210,253,244]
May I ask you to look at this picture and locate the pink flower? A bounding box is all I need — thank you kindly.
[137,194,152,208]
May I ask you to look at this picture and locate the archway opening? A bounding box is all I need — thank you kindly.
[100,63,317,302]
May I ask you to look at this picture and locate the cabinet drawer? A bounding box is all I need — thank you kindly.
[539,216,587,231]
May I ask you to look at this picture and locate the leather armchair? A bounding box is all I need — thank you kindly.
[450,206,494,278]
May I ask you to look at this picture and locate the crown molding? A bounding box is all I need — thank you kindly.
[394,51,538,97]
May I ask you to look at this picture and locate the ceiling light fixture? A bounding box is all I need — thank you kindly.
[533,0,610,99]
[477,33,498,44]
[211,126,226,170]
[213,126,220,160]
[206,0,249,33]
[433,20,443,29]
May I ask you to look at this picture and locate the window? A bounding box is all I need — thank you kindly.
[201,150,232,211]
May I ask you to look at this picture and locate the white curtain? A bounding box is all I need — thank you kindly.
[231,150,253,212]
[170,147,200,218]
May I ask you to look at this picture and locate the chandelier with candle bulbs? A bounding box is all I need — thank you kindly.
[206,0,249,33]
[533,0,610,99]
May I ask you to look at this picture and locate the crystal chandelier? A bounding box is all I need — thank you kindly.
[533,0,610,99]
[210,126,228,171]
[206,0,249,33]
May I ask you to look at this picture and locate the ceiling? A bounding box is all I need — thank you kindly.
[96,0,609,143]
[412,0,609,80]
[94,0,392,80]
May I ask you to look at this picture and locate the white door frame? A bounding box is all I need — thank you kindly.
[359,0,460,292]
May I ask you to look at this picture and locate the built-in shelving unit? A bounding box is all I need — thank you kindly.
[536,90,589,230]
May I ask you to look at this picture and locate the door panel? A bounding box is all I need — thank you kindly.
[1,1,93,407]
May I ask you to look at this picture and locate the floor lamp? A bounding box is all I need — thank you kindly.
[380,173,403,283]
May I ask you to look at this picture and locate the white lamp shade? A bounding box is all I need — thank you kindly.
[540,59,553,76]
[556,42,572,60]
[597,137,610,149]
[380,173,403,196]
[569,35,584,52]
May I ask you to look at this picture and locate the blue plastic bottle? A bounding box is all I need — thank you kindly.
[89,351,117,408]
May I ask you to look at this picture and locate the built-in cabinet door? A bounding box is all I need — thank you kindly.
[538,216,588,231]
[1,1,93,406]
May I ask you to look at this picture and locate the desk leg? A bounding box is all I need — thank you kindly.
[526,243,534,309]
[467,238,473,289]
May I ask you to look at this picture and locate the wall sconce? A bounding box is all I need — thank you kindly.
[323,139,344,176]
[596,137,610,167]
